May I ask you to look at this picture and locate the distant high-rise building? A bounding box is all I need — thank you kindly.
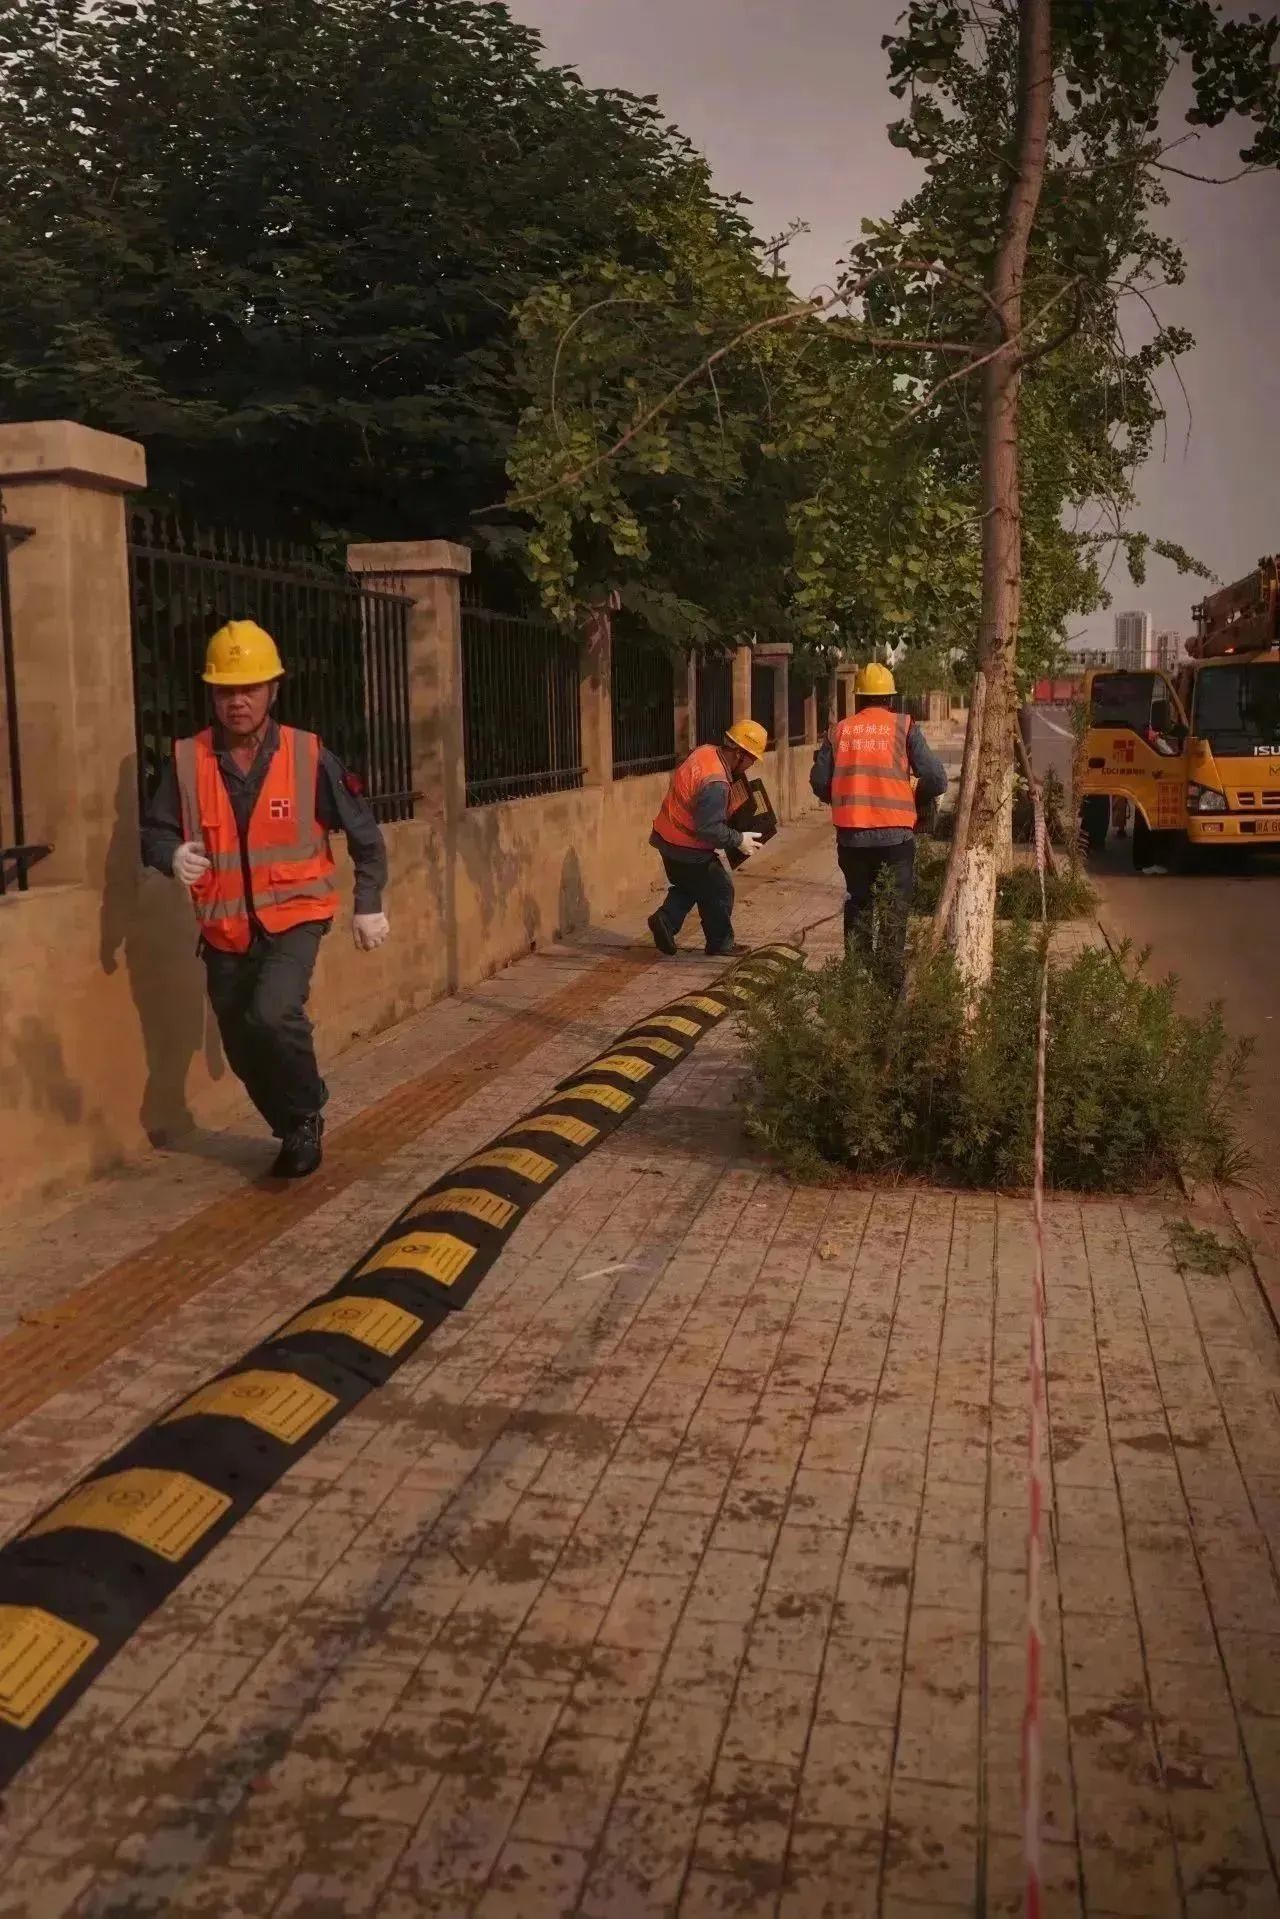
[1153,630,1184,672]
[1115,610,1153,670]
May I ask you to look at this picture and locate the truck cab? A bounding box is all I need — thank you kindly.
[1078,667,1189,859]
[1176,649,1280,846]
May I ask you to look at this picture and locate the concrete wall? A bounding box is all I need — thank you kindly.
[0,424,818,1212]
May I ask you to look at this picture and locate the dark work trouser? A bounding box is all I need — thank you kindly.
[202,921,328,1136]
[837,840,916,978]
[657,852,735,953]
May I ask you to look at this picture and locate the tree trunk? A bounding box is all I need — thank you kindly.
[929,672,986,952]
[947,0,1054,990]
[996,759,1017,873]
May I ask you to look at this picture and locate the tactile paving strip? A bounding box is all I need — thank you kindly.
[0,951,653,1435]
[0,945,802,1784]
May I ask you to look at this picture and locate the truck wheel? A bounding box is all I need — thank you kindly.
[1080,796,1109,853]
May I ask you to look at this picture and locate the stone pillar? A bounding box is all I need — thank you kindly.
[580,607,612,788]
[346,539,471,824]
[0,421,146,889]
[347,538,470,990]
[732,644,752,725]
[674,655,694,757]
[757,646,792,753]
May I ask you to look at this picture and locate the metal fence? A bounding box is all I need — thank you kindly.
[461,575,583,805]
[816,678,832,739]
[0,497,50,895]
[695,656,733,746]
[751,663,776,740]
[789,673,808,745]
[612,639,677,779]
[127,512,415,821]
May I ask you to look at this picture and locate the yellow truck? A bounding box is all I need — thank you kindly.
[1079,555,1280,866]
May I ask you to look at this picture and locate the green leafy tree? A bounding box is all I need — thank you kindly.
[507,0,1277,985]
[864,0,1280,982]
[0,0,749,542]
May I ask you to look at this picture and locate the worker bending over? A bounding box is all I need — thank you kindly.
[142,621,390,1179]
[811,664,948,979]
[647,719,768,958]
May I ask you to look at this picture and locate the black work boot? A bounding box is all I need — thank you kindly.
[271,1113,325,1180]
[705,940,744,958]
[647,911,677,956]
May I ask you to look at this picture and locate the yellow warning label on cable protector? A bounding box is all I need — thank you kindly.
[633,1013,702,1040]
[403,1187,518,1230]
[162,1369,338,1444]
[586,1052,655,1083]
[23,1470,231,1564]
[0,1606,99,1731]
[459,1145,557,1184]
[358,1230,477,1289]
[272,1297,423,1360]
[545,1082,634,1116]
[715,982,754,1001]
[623,1034,684,1061]
[505,1113,599,1149]
[674,995,727,1017]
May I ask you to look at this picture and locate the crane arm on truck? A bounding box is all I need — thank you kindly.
[1192,556,1280,660]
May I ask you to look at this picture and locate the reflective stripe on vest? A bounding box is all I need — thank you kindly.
[652,744,729,851]
[830,710,916,830]
[175,725,338,952]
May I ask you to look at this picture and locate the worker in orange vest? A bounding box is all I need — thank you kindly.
[648,719,768,957]
[141,621,389,1178]
[810,663,948,978]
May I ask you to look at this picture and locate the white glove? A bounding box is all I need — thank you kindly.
[738,832,764,859]
[353,912,391,952]
[173,840,211,887]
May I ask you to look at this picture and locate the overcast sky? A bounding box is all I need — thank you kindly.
[507,0,1279,653]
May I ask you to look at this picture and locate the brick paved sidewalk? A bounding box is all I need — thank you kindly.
[2,823,1279,1918]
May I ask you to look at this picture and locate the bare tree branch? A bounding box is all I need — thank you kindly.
[1152,158,1263,185]
[549,295,647,451]
[488,257,1005,516]
[1017,278,1085,369]
[896,277,1081,428]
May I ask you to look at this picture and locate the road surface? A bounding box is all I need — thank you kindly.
[1089,839,1280,1311]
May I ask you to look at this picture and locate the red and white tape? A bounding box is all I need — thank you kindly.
[1022,793,1051,1919]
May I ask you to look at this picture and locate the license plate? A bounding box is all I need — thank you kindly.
[1249,819,1280,836]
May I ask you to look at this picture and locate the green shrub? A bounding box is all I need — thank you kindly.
[912,846,1096,922]
[739,929,1250,1192]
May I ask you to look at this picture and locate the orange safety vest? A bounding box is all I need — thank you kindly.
[652,744,730,852]
[830,709,917,831]
[174,725,337,953]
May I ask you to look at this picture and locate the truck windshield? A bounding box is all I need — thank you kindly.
[1193,665,1280,755]
[1090,673,1158,731]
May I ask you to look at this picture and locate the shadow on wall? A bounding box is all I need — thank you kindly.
[456,804,548,958]
[99,754,223,1144]
[0,1011,85,1126]
[556,846,589,941]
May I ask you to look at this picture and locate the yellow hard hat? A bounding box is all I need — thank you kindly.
[203,620,285,685]
[854,662,896,696]
[725,718,768,759]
